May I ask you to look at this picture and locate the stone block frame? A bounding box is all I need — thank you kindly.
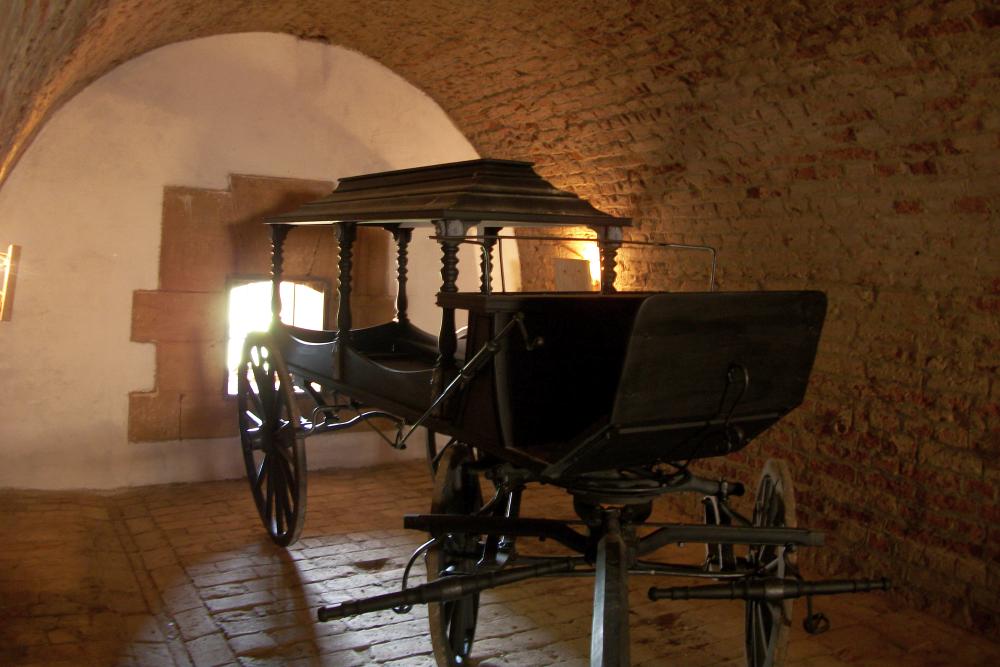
[129,174,394,442]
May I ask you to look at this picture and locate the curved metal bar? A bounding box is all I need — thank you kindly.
[303,406,403,438]
[392,537,437,614]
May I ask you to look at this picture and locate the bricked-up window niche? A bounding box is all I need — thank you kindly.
[130,174,395,442]
[225,278,327,394]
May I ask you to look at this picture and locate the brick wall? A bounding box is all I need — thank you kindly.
[1,0,997,636]
[459,1,998,634]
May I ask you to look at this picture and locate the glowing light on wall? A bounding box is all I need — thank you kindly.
[578,241,601,286]
[563,239,600,290]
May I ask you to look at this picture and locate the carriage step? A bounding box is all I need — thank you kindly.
[317,558,575,622]
[648,577,890,602]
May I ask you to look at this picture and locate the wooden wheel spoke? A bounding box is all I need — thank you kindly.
[447,601,464,654]
[282,486,297,529]
[275,447,298,498]
[274,452,298,537]
[254,453,268,489]
[265,458,276,531]
[248,387,265,419]
[275,423,296,456]
[756,603,769,652]
[242,406,264,430]
[251,363,274,413]
[765,492,782,527]
[274,454,289,532]
[456,597,475,653]
[269,374,286,418]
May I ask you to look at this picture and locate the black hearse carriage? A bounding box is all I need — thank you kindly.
[236,159,887,667]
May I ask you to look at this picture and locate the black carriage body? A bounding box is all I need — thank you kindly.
[441,290,826,477]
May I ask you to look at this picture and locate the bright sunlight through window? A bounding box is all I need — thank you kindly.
[226,280,325,394]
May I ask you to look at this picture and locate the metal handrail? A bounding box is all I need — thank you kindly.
[431,233,718,292]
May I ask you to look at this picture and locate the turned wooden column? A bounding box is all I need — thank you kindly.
[269,224,291,324]
[390,226,412,324]
[480,227,499,294]
[333,222,357,379]
[596,225,624,294]
[433,219,468,393]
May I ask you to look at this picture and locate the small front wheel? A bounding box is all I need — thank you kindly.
[237,332,307,547]
[426,444,482,666]
[744,459,797,667]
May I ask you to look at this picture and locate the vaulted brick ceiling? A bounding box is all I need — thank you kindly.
[13,0,645,189]
[8,0,988,205]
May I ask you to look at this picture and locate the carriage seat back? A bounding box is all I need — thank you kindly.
[545,291,826,478]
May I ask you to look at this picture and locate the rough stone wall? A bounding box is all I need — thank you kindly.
[0,0,997,636]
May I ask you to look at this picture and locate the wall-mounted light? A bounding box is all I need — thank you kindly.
[1,244,20,321]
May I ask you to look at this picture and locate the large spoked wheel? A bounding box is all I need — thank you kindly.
[744,459,797,667]
[426,444,483,666]
[238,332,307,547]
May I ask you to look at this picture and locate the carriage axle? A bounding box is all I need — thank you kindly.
[405,513,825,556]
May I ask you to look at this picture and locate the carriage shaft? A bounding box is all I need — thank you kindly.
[648,577,890,602]
[317,558,575,622]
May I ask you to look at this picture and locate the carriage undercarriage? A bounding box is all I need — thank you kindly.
[234,160,888,666]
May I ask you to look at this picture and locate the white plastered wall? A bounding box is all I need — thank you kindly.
[0,32,521,490]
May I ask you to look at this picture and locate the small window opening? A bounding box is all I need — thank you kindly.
[226,279,326,394]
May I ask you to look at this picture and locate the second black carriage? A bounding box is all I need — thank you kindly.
[236,159,887,667]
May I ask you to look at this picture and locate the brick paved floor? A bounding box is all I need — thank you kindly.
[1,460,998,666]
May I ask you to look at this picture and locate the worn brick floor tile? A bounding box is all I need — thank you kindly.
[3,462,1000,666]
[381,654,438,667]
[228,630,279,656]
[298,647,372,666]
[203,590,274,613]
[126,641,178,666]
[122,613,167,643]
[160,583,203,615]
[173,606,221,641]
[185,631,236,667]
[367,634,436,663]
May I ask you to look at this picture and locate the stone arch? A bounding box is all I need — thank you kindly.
[0,32,479,488]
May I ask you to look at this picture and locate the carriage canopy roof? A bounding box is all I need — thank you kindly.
[265,159,631,228]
